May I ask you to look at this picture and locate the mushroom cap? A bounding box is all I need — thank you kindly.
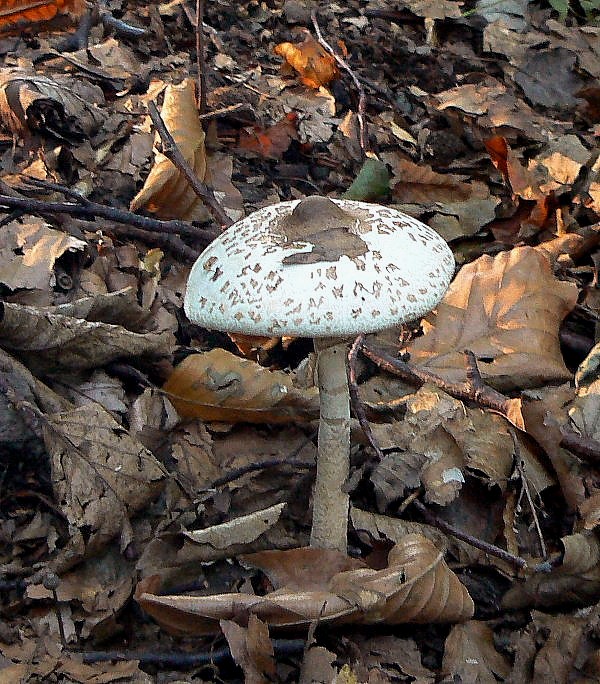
[184,197,454,338]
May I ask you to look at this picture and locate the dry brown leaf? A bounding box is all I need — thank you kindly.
[386,156,499,241]
[130,80,208,221]
[369,385,551,510]
[163,348,319,424]
[0,219,86,292]
[391,158,472,205]
[485,135,554,235]
[0,0,84,32]
[0,296,174,374]
[443,621,511,683]
[274,34,340,89]
[135,535,473,634]
[503,532,600,610]
[221,615,276,684]
[435,77,562,142]
[0,69,104,139]
[520,385,585,512]
[408,247,578,391]
[529,611,588,684]
[238,113,299,159]
[45,402,166,559]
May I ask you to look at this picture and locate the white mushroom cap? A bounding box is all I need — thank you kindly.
[184,197,454,338]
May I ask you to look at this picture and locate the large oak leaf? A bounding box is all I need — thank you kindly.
[408,247,577,391]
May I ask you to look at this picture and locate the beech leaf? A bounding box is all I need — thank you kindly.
[135,534,473,634]
[163,348,319,424]
[408,246,578,391]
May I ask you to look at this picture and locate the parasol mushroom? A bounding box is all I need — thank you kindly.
[184,196,454,552]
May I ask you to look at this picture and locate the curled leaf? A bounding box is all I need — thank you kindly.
[135,534,473,634]
[274,34,340,89]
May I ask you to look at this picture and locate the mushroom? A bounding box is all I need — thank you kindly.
[184,196,454,553]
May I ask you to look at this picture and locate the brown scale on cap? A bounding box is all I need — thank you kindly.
[274,196,370,265]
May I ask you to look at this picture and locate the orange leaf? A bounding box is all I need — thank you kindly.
[0,0,84,31]
[238,113,298,159]
[485,135,555,232]
[274,35,340,89]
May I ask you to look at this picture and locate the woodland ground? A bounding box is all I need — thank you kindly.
[1,0,600,682]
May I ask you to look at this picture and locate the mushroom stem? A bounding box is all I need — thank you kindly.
[311,338,350,553]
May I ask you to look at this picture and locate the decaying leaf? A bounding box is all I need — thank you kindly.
[183,504,286,550]
[238,113,299,159]
[0,293,175,374]
[221,615,276,684]
[0,219,86,292]
[130,80,207,221]
[0,69,104,139]
[135,534,473,634]
[45,402,166,559]
[385,155,499,241]
[443,621,511,683]
[369,384,551,510]
[163,348,319,423]
[485,135,554,233]
[0,0,84,33]
[274,34,340,89]
[503,532,600,610]
[408,247,578,391]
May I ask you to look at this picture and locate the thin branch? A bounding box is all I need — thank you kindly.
[560,430,600,464]
[195,0,208,115]
[347,334,384,462]
[77,639,305,666]
[0,193,215,242]
[411,499,528,570]
[351,341,530,571]
[361,342,511,415]
[510,428,547,559]
[311,10,369,154]
[147,101,232,228]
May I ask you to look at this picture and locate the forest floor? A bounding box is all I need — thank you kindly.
[1,0,600,682]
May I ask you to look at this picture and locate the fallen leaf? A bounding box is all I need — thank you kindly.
[221,615,276,684]
[45,402,166,559]
[163,348,319,423]
[408,247,578,391]
[503,531,600,610]
[274,34,340,89]
[0,294,175,374]
[130,80,206,219]
[0,219,86,291]
[0,0,84,33]
[443,621,511,683]
[135,535,473,634]
[238,113,299,159]
[0,69,104,139]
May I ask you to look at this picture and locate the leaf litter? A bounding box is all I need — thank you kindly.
[1,0,600,681]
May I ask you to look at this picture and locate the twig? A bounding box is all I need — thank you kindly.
[195,0,208,115]
[0,193,215,242]
[348,342,530,570]
[361,342,511,416]
[77,639,305,667]
[207,456,314,490]
[101,12,146,38]
[198,103,249,120]
[411,499,528,570]
[560,430,600,464]
[311,10,369,154]
[510,429,547,559]
[347,334,384,462]
[148,101,232,228]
